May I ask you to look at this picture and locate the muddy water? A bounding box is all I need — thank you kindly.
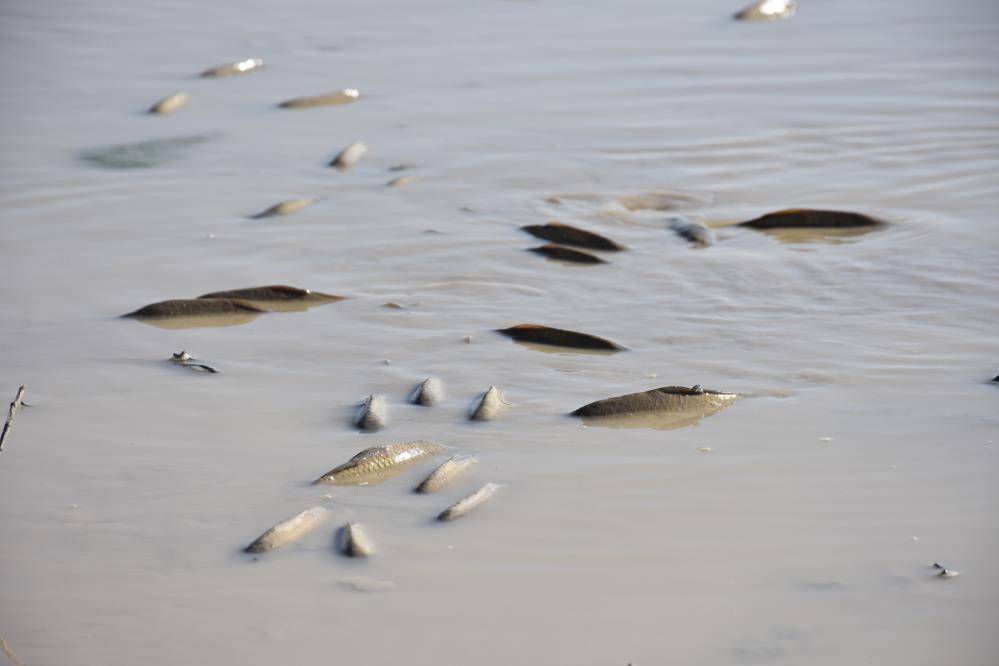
[2,0,999,664]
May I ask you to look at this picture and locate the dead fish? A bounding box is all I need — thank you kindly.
[415,455,478,493]
[200,58,264,78]
[528,244,606,264]
[469,386,506,421]
[338,522,375,557]
[148,92,189,115]
[734,0,797,21]
[437,482,503,521]
[244,506,330,553]
[330,142,367,170]
[571,385,739,418]
[409,377,444,406]
[279,88,360,109]
[250,198,317,219]
[669,217,716,247]
[122,298,267,319]
[354,394,387,431]
[169,350,218,373]
[739,209,884,229]
[521,222,626,251]
[197,285,344,303]
[497,324,625,351]
[386,175,417,187]
[313,440,445,485]
[932,563,960,579]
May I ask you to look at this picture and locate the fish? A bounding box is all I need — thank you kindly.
[469,386,505,421]
[496,324,625,351]
[122,298,268,319]
[338,522,375,557]
[739,209,884,229]
[200,58,264,77]
[528,244,606,264]
[278,88,360,109]
[148,92,189,115]
[521,222,626,251]
[244,506,330,553]
[734,0,797,21]
[571,385,739,418]
[409,377,444,406]
[437,482,503,521]
[386,175,417,187]
[313,440,445,485]
[250,198,317,218]
[669,217,716,247]
[81,134,211,169]
[354,394,388,432]
[415,455,478,493]
[197,285,344,303]
[329,141,368,170]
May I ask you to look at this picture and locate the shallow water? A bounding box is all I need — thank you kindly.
[1,0,998,664]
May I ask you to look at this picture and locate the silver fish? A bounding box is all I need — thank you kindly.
[409,377,443,406]
[338,522,375,557]
[251,198,317,219]
[244,506,330,553]
[330,141,368,170]
[200,58,263,77]
[148,92,189,115]
[415,455,478,493]
[278,88,360,109]
[469,386,505,421]
[437,482,503,521]
[354,394,387,431]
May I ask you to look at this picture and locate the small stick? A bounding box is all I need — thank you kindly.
[0,634,26,666]
[0,385,26,452]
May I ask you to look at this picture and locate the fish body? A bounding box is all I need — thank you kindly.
[330,142,368,169]
[669,217,716,247]
[354,394,388,431]
[244,506,330,553]
[409,377,444,406]
[197,285,344,303]
[148,92,189,115]
[437,483,503,521]
[123,298,267,318]
[251,198,317,218]
[339,522,375,557]
[521,222,625,251]
[200,58,264,77]
[740,209,883,229]
[571,385,739,418]
[469,386,504,421]
[415,455,478,493]
[313,441,445,485]
[279,89,360,109]
[734,0,797,21]
[496,324,624,351]
[528,244,606,264]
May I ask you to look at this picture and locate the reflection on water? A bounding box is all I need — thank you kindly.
[751,225,886,245]
[132,312,263,329]
[80,134,213,169]
[506,339,622,356]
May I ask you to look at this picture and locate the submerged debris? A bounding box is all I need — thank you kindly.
[279,88,360,109]
[496,324,625,351]
[933,563,960,579]
[313,441,445,486]
[437,482,503,521]
[169,350,218,373]
[0,385,26,452]
[521,222,626,251]
[244,506,330,553]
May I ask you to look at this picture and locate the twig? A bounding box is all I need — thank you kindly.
[0,634,25,666]
[0,386,26,452]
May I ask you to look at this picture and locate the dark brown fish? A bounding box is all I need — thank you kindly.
[528,244,606,264]
[739,209,884,230]
[122,298,267,318]
[571,385,739,418]
[197,285,345,303]
[497,324,625,351]
[521,222,626,251]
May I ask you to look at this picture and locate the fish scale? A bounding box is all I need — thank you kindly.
[313,441,445,485]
